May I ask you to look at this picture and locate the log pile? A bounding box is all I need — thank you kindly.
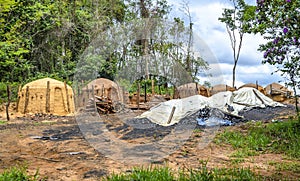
[94,96,115,114]
[85,95,123,114]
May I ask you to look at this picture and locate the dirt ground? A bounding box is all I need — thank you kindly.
[0,103,299,180]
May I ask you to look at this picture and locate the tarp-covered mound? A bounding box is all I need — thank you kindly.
[238,83,266,95]
[137,87,284,126]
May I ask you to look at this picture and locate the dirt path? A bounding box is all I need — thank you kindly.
[0,111,299,180]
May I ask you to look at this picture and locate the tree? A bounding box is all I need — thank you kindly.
[253,0,300,115]
[219,0,255,88]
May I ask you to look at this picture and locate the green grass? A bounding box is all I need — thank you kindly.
[0,120,7,125]
[215,119,300,159]
[0,165,43,181]
[268,161,300,172]
[104,162,263,181]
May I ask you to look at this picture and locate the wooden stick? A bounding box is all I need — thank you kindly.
[152,79,155,96]
[64,81,70,113]
[137,82,140,110]
[24,86,30,114]
[167,106,176,124]
[16,84,21,112]
[144,82,147,103]
[256,80,258,89]
[46,81,50,113]
[92,85,97,112]
[6,85,10,121]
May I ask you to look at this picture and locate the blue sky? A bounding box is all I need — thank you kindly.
[167,0,284,88]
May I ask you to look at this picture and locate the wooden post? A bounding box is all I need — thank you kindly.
[225,85,228,91]
[46,81,50,113]
[195,83,199,95]
[152,79,155,96]
[172,85,176,99]
[92,85,97,112]
[137,82,140,110]
[6,85,10,121]
[64,81,71,113]
[24,86,30,114]
[270,84,273,95]
[144,82,147,103]
[167,106,176,124]
[16,84,21,112]
[256,80,258,90]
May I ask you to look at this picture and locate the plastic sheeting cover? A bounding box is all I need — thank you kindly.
[137,87,284,126]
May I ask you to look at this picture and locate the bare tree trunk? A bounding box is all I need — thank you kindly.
[291,78,299,119]
[232,64,236,88]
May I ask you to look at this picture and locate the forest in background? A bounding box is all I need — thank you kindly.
[0,0,211,102]
[0,0,299,110]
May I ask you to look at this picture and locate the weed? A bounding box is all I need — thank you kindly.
[0,165,43,181]
[0,120,7,125]
[230,149,259,158]
[269,161,300,172]
[230,158,245,165]
[215,119,300,159]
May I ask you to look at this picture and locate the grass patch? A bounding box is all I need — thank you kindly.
[269,161,300,172]
[230,148,259,158]
[215,119,300,159]
[0,165,43,181]
[0,120,7,125]
[104,162,263,181]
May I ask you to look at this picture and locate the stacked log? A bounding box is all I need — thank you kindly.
[86,95,122,114]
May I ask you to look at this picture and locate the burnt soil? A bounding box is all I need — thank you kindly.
[0,104,299,180]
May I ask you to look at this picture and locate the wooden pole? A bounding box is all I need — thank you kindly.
[167,106,176,124]
[46,81,50,113]
[16,84,21,112]
[64,81,71,113]
[6,85,10,121]
[195,83,199,95]
[256,80,258,89]
[144,82,147,103]
[152,79,155,96]
[92,85,97,112]
[24,86,30,114]
[137,82,140,110]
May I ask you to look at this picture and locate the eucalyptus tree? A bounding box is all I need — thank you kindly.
[219,0,255,88]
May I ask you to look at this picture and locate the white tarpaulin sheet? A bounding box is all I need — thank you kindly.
[137,87,284,126]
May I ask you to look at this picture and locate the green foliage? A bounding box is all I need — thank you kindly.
[215,119,300,159]
[0,165,43,181]
[253,0,300,114]
[0,82,20,103]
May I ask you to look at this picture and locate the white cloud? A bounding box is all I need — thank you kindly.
[167,0,284,87]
